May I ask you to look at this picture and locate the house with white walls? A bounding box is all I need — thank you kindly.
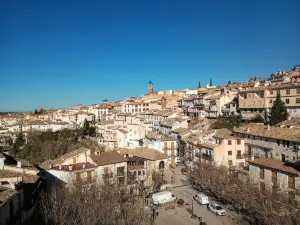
[40,147,127,187]
[144,132,178,164]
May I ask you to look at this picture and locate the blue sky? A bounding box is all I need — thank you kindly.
[1,0,300,112]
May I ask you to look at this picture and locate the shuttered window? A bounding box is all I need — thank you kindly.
[288,176,295,189]
[272,171,277,183]
[260,168,264,179]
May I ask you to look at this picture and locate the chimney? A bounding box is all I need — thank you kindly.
[69,165,73,171]
[17,161,22,168]
[82,163,86,169]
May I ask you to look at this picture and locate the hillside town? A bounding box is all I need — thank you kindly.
[1,65,300,225]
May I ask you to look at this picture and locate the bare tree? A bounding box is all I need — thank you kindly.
[188,161,300,225]
[40,182,151,225]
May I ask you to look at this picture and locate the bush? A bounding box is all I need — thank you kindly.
[200,222,207,225]
[177,198,184,205]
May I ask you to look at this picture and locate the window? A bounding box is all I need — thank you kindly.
[286,99,290,104]
[237,150,242,159]
[297,89,300,94]
[104,167,109,173]
[270,90,273,95]
[288,176,295,189]
[283,140,286,147]
[142,170,145,176]
[272,171,277,183]
[269,99,273,103]
[76,172,81,183]
[286,89,290,95]
[260,168,264,179]
[281,154,286,162]
[228,140,232,145]
[138,171,141,176]
[228,160,233,166]
[277,139,280,146]
[134,171,136,176]
[296,98,300,104]
[117,167,125,176]
[87,171,92,182]
[228,151,232,156]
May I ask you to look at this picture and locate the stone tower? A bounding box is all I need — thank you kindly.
[148,81,153,94]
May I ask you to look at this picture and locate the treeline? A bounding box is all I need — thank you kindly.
[188,162,300,225]
[39,182,151,225]
[10,129,98,164]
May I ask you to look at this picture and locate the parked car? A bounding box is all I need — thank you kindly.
[175,157,181,164]
[207,202,226,216]
[181,168,188,175]
[194,193,209,205]
[151,191,177,205]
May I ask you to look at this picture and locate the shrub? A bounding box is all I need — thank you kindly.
[177,198,184,205]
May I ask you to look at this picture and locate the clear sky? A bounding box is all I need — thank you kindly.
[1,0,300,112]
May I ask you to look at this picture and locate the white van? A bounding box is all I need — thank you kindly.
[194,193,209,205]
[152,191,177,205]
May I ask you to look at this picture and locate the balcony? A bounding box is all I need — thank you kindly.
[221,107,230,112]
[128,165,144,170]
[236,155,243,159]
[205,106,218,112]
[201,153,213,161]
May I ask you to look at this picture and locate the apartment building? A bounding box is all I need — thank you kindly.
[195,129,246,168]
[121,102,150,113]
[203,90,236,118]
[144,132,177,164]
[97,130,117,150]
[249,158,300,200]
[233,124,300,162]
[239,84,300,118]
[118,147,169,186]
[159,118,189,136]
[40,147,127,187]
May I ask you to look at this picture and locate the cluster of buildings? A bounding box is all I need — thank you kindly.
[1,65,300,224]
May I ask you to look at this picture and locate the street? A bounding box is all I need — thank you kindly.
[154,164,236,225]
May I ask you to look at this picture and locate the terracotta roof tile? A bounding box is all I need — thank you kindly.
[233,124,300,142]
[249,158,300,175]
[90,151,127,166]
[117,147,168,161]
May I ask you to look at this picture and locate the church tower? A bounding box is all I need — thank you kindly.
[148,81,153,94]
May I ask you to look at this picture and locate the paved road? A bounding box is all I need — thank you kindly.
[155,164,235,225]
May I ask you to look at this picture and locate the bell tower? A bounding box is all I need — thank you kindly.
[148,81,153,94]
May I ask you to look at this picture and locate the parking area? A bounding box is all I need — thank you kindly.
[153,164,238,225]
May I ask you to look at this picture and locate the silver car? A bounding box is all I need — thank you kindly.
[207,202,226,216]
